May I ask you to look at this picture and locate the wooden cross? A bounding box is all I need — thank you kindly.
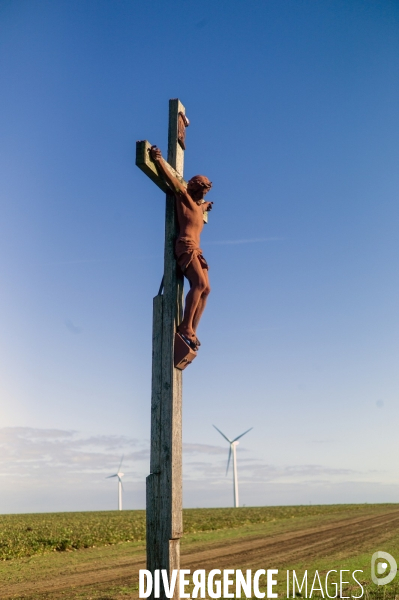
[136,99,198,600]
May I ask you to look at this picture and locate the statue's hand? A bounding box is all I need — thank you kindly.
[150,145,162,161]
[204,201,213,212]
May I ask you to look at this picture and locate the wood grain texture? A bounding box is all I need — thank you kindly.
[146,99,185,600]
[149,294,163,474]
[168,99,185,176]
[146,295,163,576]
[159,98,185,544]
[169,539,181,600]
[146,473,161,574]
[136,140,186,193]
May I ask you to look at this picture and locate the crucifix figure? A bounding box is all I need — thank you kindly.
[149,145,213,351]
[136,99,211,600]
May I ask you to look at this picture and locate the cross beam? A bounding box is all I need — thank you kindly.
[136,140,187,193]
[136,139,208,224]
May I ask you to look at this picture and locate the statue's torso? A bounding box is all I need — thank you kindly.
[175,191,204,246]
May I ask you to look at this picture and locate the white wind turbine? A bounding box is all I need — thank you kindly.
[106,456,125,511]
[213,425,253,508]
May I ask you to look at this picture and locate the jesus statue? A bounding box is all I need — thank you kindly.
[150,145,213,351]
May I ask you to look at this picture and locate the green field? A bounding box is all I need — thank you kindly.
[0,503,380,560]
[0,504,399,599]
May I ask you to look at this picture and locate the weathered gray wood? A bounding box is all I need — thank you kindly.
[146,472,160,572]
[149,294,163,474]
[145,99,186,600]
[146,295,163,576]
[136,140,187,193]
[158,100,185,600]
[160,193,184,541]
[168,99,185,175]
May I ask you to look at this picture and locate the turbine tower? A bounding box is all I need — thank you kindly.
[213,425,253,508]
[106,456,124,511]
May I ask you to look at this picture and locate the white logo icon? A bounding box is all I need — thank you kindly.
[371,551,397,586]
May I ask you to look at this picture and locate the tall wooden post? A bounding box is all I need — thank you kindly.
[146,99,185,600]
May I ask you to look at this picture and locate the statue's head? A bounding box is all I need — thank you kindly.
[187,175,212,201]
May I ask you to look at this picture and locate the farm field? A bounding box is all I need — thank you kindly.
[0,504,399,599]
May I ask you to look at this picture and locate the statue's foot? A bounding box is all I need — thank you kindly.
[180,333,198,351]
[177,327,199,351]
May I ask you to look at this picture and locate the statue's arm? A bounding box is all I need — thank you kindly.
[150,146,185,195]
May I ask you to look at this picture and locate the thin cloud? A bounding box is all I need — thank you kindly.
[0,428,148,481]
[48,258,107,265]
[65,319,83,334]
[183,443,226,455]
[204,237,285,245]
[183,450,377,486]
[0,428,388,502]
[46,254,158,266]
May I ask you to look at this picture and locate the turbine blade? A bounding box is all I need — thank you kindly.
[118,455,124,472]
[106,474,118,478]
[213,424,232,443]
[232,427,253,442]
[226,446,232,475]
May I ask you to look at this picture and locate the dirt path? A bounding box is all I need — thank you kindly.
[2,508,399,599]
[181,508,399,569]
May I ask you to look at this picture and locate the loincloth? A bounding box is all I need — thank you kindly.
[175,237,209,273]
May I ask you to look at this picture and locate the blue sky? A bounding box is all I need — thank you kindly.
[0,0,398,512]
